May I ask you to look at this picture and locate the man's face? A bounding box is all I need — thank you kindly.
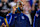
[13,6,16,12]
[14,8,16,11]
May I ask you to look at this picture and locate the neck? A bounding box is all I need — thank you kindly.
[13,11,15,14]
[14,1,17,3]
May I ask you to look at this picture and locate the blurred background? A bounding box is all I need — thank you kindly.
[0,0,40,27]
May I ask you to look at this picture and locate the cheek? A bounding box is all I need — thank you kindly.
[13,8,16,11]
[4,0,7,2]
[21,0,23,1]
[15,9,16,11]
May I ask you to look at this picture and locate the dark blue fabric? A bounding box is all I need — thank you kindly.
[6,13,12,24]
[30,0,33,7]
[6,13,17,26]
[36,10,40,15]
[15,13,31,27]
[33,10,40,27]
[15,7,21,12]
[6,13,31,27]
[0,0,1,2]
[31,11,35,13]
[0,16,6,26]
[18,7,21,12]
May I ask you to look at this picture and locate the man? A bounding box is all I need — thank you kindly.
[6,2,31,27]
[0,16,6,27]
[15,13,31,27]
[0,0,11,18]
[1,23,6,27]
[33,9,40,27]
[20,0,32,25]
[6,4,17,27]
[9,0,17,13]
[6,11,31,27]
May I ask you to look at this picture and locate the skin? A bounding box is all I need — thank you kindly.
[0,3,2,7]
[12,0,18,13]
[6,7,16,16]
[21,0,26,2]
[35,14,38,17]
[37,0,40,10]
[0,0,4,7]
[24,2,31,13]
[6,6,16,16]
[13,6,16,14]
[1,23,6,27]
[21,0,31,13]
[18,0,25,13]
[35,0,40,17]
[32,0,36,10]
[6,0,17,16]
[19,2,23,12]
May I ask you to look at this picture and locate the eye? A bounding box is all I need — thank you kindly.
[23,5,24,6]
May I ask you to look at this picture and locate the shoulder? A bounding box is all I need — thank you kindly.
[36,11,40,14]
[0,16,4,19]
[8,13,12,15]
[21,13,28,17]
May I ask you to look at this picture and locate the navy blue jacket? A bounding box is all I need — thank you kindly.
[6,13,31,27]
[33,10,40,27]
[0,16,6,26]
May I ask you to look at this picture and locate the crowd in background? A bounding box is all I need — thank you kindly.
[0,0,40,27]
